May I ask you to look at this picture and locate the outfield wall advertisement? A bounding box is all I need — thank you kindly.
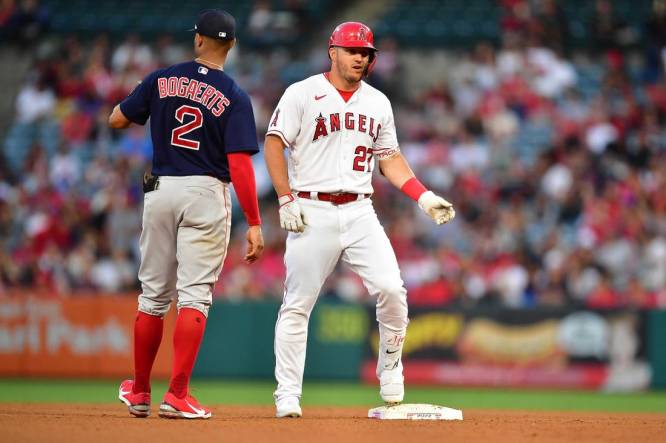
[362,308,652,391]
[0,295,662,390]
[0,296,365,380]
[0,294,175,377]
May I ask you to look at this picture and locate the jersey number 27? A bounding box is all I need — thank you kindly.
[353,145,373,172]
[171,105,203,150]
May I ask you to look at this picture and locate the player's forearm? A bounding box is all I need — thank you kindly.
[379,153,430,201]
[378,153,416,189]
[264,135,292,197]
[228,152,261,226]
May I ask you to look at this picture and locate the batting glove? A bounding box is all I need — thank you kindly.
[418,191,456,225]
[278,194,305,233]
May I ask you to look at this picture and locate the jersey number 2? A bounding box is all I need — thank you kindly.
[171,105,203,150]
[353,146,373,172]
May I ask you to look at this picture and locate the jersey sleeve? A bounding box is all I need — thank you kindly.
[119,71,158,125]
[265,84,302,146]
[224,89,260,155]
[372,100,400,160]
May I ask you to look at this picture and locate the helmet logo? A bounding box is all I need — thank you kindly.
[358,27,366,41]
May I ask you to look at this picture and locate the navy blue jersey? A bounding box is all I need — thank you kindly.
[119,61,259,182]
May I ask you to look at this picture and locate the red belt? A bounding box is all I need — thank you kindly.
[297,191,370,206]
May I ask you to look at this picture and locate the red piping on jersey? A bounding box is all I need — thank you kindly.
[372,146,397,152]
[228,152,261,226]
[266,129,291,147]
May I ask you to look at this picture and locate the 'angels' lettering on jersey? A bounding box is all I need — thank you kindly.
[267,74,400,194]
[312,112,381,142]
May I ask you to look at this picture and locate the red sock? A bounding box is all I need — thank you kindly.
[169,308,207,398]
[133,311,164,393]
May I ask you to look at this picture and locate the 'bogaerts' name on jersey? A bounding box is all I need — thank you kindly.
[118,61,259,182]
[312,112,381,142]
[157,76,230,117]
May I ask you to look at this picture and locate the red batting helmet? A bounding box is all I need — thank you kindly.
[328,22,377,76]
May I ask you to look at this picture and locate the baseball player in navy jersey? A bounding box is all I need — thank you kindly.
[264,22,456,418]
[109,9,264,419]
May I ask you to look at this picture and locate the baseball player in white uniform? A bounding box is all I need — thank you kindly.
[264,22,455,418]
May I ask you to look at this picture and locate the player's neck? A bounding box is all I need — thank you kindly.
[325,70,360,92]
[195,54,226,71]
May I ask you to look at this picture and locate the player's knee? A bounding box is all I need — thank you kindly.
[276,306,311,336]
[375,282,408,329]
[375,280,407,301]
[279,305,313,322]
[280,287,319,314]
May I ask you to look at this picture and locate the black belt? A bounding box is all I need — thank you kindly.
[142,173,230,193]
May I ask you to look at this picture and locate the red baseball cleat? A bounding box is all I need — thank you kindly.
[118,379,151,418]
[158,391,212,419]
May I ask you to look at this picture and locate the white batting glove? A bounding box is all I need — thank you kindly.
[418,191,456,225]
[278,194,305,233]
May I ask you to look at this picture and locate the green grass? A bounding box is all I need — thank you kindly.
[1,379,665,413]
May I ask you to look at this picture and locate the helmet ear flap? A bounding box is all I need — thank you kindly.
[364,50,377,77]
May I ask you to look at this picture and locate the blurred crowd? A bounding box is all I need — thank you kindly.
[0,0,664,309]
[0,0,49,45]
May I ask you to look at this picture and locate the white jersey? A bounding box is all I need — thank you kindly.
[266,74,400,194]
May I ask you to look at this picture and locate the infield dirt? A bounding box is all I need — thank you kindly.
[2,404,665,443]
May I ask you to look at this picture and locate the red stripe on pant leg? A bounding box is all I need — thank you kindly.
[133,311,164,393]
[169,307,207,398]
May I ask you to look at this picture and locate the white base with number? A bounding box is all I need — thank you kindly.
[368,403,463,420]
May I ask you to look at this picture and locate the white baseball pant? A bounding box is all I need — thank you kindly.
[274,197,408,402]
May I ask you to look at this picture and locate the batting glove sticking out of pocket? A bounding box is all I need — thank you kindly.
[418,191,456,225]
[278,194,305,233]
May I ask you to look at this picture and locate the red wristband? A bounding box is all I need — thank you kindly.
[400,177,428,201]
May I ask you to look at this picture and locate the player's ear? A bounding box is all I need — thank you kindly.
[329,47,337,63]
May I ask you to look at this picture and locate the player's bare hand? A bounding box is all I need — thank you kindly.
[245,225,264,264]
[278,194,305,233]
[418,191,455,225]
